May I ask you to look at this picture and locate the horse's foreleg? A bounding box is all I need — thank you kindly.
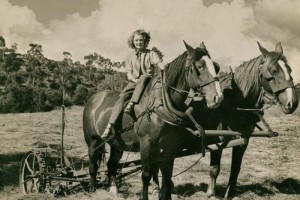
[152,166,160,193]
[224,141,249,199]
[151,147,160,194]
[207,149,223,198]
[159,151,174,200]
[107,147,123,195]
[88,140,102,192]
[139,136,154,200]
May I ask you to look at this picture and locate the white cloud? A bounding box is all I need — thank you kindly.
[251,0,300,82]
[0,0,299,82]
[0,1,46,52]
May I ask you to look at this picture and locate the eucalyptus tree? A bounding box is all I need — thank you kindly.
[25,43,50,111]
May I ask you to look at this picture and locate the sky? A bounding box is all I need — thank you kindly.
[1,0,300,82]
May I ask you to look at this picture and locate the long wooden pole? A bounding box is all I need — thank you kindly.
[204,130,278,137]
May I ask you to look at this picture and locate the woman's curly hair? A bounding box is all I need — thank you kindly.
[127,29,151,49]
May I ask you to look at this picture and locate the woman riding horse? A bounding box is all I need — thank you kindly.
[83,41,224,199]
[101,29,165,140]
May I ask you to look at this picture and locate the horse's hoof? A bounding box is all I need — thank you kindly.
[109,185,118,195]
[152,188,160,195]
[139,195,149,200]
[206,186,214,198]
[224,185,236,199]
[158,194,172,200]
[89,187,96,193]
[206,192,215,198]
[152,185,160,194]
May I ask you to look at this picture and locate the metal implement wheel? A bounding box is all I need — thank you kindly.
[19,151,46,194]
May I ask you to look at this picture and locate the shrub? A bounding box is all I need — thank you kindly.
[72,85,89,105]
[0,85,34,113]
[97,72,128,91]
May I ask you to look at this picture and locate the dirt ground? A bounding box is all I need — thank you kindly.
[0,105,299,200]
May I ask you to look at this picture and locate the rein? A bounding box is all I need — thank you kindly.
[168,85,204,96]
[235,87,277,112]
[235,60,281,112]
[199,76,220,87]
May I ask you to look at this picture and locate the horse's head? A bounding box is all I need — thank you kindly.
[183,41,224,109]
[258,42,298,114]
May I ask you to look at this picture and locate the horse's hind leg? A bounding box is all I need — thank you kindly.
[207,149,223,198]
[88,139,103,192]
[224,141,249,199]
[107,146,123,194]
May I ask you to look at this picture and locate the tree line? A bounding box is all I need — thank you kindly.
[1,36,299,113]
[0,36,128,113]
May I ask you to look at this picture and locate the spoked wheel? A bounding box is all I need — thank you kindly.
[19,151,46,194]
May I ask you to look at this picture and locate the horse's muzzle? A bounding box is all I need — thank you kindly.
[207,94,224,109]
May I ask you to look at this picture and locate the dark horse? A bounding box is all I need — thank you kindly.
[137,42,299,200]
[83,41,224,199]
[192,42,298,199]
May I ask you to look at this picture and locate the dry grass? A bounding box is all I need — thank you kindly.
[0,106,300,200]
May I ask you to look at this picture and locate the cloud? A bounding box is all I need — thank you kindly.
[45,0,258,65]
[250,0,300,82]
[0,0,299,82]
[0,1,47,52]
[252,0,300,48]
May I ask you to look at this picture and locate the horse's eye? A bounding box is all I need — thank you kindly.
[197,65,204,70]
[196,60,205,69]
[270,68,278,75]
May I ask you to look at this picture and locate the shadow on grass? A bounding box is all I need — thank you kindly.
[0,152,24,190]
[173,182,275,198]
[270,178,300,194]
[172,183,229,199]
[173,178,300,198]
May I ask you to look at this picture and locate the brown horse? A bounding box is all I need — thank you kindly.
[83,41,224,198]
[190,42,298,199]
[139,41,299,200]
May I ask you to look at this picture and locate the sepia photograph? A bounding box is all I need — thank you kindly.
[0,0,299,199]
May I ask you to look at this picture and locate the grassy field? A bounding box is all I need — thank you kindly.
[0,105,300,200]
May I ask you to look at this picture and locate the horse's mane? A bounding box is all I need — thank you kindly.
[164,52,188,88]
[235,51,284,98]
[234,56,262,100]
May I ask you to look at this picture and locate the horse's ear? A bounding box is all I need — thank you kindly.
[213,61,220,74]
[199,42,206,50]
[229,66,233,74]
[183,40,194,55]
[257,41,269,57]
[275,42,283,54]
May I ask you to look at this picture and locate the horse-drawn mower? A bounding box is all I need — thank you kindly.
[19,105,279,197]
[19,105,146,196]
[19,145,143,195]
